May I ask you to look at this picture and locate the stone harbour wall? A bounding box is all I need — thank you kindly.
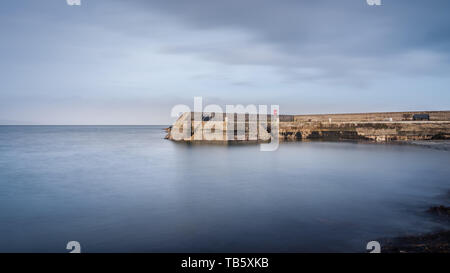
[166,111,450,142]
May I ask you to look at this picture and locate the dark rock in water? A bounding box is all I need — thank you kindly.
[431,133,450,140]
[428,205,450,217]
[379,205,450,253]
[381,230,450,253]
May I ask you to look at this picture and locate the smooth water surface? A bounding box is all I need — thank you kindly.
[0,126,449,252]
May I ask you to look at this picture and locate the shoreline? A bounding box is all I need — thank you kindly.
[381,230,450,253]
[380,205,450,253]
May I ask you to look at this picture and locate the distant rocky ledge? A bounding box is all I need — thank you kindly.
[166,111,450,142]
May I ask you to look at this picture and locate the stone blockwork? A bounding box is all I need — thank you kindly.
[292,111,450,122]
[166,111,450,142]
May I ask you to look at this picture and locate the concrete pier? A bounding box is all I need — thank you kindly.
[166,111,450,142]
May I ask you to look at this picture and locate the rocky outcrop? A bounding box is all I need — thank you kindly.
[380,205,450,253]
[428,206,450,218]
[381,230,450,253]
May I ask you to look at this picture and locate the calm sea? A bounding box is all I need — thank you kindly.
[0,125,449,253]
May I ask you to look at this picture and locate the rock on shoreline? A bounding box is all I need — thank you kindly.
[381,230,450,253]
[428,205,450,218]
[381,205,450,253]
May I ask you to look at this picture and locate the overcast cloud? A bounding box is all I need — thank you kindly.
[0,0,449,124]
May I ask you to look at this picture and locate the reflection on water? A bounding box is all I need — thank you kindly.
[0,126,449,252]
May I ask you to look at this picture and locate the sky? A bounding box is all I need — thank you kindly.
[0,0,449,125]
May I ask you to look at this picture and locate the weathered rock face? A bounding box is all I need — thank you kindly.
[166,111,450,142]
[278,120,450,141]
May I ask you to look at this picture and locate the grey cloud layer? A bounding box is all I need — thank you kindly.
[130,0,450,83]
[1,0,449,124]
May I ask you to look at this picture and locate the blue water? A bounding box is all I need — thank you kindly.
[0,125,449,253]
